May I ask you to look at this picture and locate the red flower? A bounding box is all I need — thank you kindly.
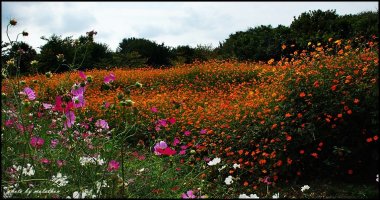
[373,135,378,141]
[299,92,306,98]
[299,150,305,154]
[331,85,337,91]
[156,147,176,156]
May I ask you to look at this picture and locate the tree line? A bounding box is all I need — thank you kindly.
[2,9,378,75]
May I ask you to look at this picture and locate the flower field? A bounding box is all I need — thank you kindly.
[2,36,379,198]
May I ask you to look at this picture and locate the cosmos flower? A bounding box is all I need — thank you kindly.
[225,175,233,185]
[64,111,76,128]
[107,160,120,172]
[104,72,115,84]
[22,87,36,100]
[238,194,260,199]
[301,185,310,192]
[181,190,196,199]
[30,137,44,148]
[207,157,221,166]
[95,119,109,130]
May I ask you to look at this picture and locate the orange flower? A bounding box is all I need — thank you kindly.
[331,85,337,91]
[311,152,318,158]
[366,137,373,143]
[347,110,352,115]
[271,123,278,130]
[276,160,282,167]
[285,113,292,118]
[286,135,292,141]
[244,181,249,187]
[238,149,244,155]
[259,159,267,165]
[299,92,306,98]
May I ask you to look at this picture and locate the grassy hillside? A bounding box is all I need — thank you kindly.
[1,38,378,198]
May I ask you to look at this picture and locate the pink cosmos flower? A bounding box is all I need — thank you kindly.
[72,94,85,108]
[40,158,50,164]
[179,150,186,155]
[104,72,115,84]
[173,138,180,146]
[30,137,44,148]
[261,176,272,185]
[95,119,109,130]
[107,160,120,172]
[23,87,36,100]
[200,129,207,134]
[57,160,65,168]
[42,103,53,110]
[71,83,85,96]
[79,71,87,80]
[154,141,168,155]
[150,107,158,113]
[5,119,14,127]
[184,130,191,136]
[158,119,168,127]
[181,190,196,199]
[64,111,76,128]
[51,139,59,148]
[168,117,176,124]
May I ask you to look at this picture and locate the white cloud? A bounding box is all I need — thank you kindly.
[2,2,378,53]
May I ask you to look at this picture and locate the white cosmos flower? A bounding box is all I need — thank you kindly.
[22,164,35,176]
[224,175,234,185]
[238,193,260,199]
[207,157,221,166]
[301,185,310,192]
[272,193,279,199]
[233,163,241,169]
[51,172,68,187]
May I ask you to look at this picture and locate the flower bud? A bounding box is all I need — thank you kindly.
[45,71,53,78]
[117,92,124,100]
[10,19,17,26]
[30,60,38,67]
[86,75,93,83]
[22,31,28,36]
[62,94,72,103]
[56,54,65,62]
[6,59,15,68]
[135,82,143,88]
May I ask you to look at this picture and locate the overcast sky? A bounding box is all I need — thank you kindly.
[2,1,378,53]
